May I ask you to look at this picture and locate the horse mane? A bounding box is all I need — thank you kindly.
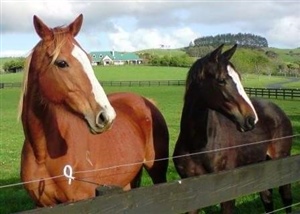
[185,56,205,93]
[17,53,32,121]
[17,26,70,120]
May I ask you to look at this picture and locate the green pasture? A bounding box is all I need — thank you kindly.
[1,67,300,213]
[1,65,299,89]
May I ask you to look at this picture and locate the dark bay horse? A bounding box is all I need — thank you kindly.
[19,14,169,207]
[173,44,293,213]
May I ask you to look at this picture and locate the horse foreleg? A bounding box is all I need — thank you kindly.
[260,189,274,213]
[131,168,143,188]
[267,137,293,213]
[279,184,292,213]
[144,159,168,184]
[221,200,235,214]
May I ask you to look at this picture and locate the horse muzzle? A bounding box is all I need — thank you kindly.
[236,115,256,132]
[85,108,116,134]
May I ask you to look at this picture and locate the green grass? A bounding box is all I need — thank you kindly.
[241,74,292,88]
[94,65,188,81]
[0,67,300,213]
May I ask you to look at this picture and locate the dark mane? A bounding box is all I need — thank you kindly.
[185,55,206,92]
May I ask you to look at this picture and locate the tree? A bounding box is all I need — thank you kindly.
[250,55,269,75]
[194,33,268,48]
[3,58,25,73]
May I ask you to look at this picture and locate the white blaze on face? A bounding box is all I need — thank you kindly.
[71,44,116,121]
[227,65,258,123]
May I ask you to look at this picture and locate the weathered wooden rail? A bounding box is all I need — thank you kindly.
[20,154,300,214]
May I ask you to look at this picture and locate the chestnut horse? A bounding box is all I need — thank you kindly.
[19,14,169,207]
[173,44,293,213]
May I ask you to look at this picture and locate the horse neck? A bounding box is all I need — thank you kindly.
[179,96,209,149]
[22,84,86,162]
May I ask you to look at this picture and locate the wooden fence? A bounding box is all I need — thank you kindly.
[1,80,300,100]
[245,87,300,100]
[101,80,185,87]
[0,82,22,88]
[20,154,300,214]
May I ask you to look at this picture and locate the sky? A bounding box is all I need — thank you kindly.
[1,0,299,57]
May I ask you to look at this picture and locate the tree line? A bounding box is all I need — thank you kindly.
[193,33,268,48]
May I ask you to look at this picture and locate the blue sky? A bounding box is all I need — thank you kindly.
[1,0,299,57]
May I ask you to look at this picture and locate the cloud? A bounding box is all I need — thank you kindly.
[1,0,299,53]
[0,50,28,58]
[267,16,300,48]
[107,25,198,51]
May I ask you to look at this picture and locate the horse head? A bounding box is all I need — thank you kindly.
[185,44,258,132]
[25,14,116,134]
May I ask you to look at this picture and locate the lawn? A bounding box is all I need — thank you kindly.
[0,66,300,213]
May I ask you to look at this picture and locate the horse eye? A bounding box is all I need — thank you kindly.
[217,79,226,85]
[54,60,69,68]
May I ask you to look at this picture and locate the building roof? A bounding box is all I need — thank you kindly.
[90,51,141,63]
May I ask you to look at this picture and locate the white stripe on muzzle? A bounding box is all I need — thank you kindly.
[227,65,258,123]
[71,44,116,121]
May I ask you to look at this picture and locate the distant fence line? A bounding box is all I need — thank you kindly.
[101,80,186,87]
[1,80,300,100]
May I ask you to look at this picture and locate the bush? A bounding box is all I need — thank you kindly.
[148,54,193,68]
[3,58,25,73]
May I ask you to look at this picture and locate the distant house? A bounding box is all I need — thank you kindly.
[90,50,143,66]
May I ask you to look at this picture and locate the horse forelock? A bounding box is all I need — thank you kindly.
[50,30,70,64]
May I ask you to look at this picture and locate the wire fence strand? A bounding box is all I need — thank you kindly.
[1,133,299,190]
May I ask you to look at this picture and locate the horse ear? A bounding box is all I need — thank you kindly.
[33,15,53,41]
[222,44,237,60]
[68,14,83,37]
[209,44,224,62]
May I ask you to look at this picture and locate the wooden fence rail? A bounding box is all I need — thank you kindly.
[244,87,300,100]
[100,80,186,87]
[20,154,300,214]
[1,80,300,100]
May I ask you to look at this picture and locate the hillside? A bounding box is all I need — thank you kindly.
[136,46,300,75]
[267,47,300,64]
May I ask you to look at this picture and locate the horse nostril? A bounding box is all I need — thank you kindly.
[97,111,108,126]
[246,116,255,130]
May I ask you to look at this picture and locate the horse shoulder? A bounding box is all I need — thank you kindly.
[252,98,292,130]
[107,92,168,163]
[108,92,152,121]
